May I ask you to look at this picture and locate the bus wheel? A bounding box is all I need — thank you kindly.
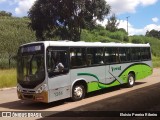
[71,84,85,101]
[127,73,135,87]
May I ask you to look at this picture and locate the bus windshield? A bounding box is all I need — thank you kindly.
[17,44,45,88]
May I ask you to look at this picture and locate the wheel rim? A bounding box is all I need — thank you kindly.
[73,86,83,99]
[129,76,134,85]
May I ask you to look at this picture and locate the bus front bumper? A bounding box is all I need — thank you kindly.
[17,90,49,103]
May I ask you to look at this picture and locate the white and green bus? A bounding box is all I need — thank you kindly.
[17,41,152,103]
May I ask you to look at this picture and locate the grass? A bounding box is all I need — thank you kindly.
[0,69,17,89]
[152,56,160,68]
[0,57,160,89]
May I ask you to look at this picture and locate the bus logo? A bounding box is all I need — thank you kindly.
[111,66,121,72]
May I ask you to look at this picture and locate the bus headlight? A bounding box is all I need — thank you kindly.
[17,85,22,92]
[36,84,47,94]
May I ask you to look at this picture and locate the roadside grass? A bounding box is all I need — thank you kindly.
[152,56,160,68]
[0,69,17,89]
[0,57,160,89]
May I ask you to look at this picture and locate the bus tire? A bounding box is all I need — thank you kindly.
[71,84,86,101]
[127,73,135,87]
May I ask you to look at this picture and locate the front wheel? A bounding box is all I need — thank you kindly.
[71,84,86,101]
[127,73,135,87]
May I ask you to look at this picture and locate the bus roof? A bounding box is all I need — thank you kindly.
[21,40,151,48]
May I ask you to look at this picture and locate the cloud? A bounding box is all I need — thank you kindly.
[15,0,36,16]
[107,0,139,14]
[14,0,158,17]
[0,0,6,3]
[96,19,108,27]
[144,24,160,32]
[152,17,159,23]
[118,20,160,35]
[8,0,19,6]
[96,0,159,35]
[0,0,18,5]
[118,20,144,35]
[97,19,160,35]
[107,0,158,14]
[140,0,158,6]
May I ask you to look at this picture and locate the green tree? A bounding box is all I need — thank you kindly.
[146,29,160,39]
[0,17,35,68]
[0,11,12,17]
[118,28,127,34]
[106,14,119,32]
[28,0,110,41]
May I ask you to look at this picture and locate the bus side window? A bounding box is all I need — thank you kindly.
[126,48,131,61]
[70,48,86,68]
[105,47,119,64]
[131,47,141,61]
[47,49,69,77]
[105,48,110,64]
[87,47,104,66]
[119,47,131,63]
[141,47,151,60]
[147,47,151,60]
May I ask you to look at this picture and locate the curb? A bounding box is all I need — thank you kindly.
[0,87,16,91]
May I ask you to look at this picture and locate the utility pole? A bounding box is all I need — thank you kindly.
[126,16,130,35]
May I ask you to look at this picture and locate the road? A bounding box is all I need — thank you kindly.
[0,68,160,119]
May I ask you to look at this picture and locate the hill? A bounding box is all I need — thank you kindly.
[0,16,160,68]
[0,16,35,68]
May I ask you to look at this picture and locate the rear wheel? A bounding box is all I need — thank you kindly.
[127,73,135,87]
[71,84,86,101]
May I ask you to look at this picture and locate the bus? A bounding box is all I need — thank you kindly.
[17,41,152,103]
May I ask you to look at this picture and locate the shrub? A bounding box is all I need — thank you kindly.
[131,35,144,43]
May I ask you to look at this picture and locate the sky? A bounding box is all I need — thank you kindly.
[0,0,160,36]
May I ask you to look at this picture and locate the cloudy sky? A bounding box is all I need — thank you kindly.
[0,0,160,35]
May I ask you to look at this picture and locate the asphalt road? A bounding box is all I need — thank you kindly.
[0,68,160,120]
[46,82,160,120]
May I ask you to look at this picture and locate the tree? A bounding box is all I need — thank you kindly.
[146,29,160,39]
[106,14,119,32]
[0,17,35,68]
[0,11,12,17]
[28,0,110,41]
[118,28,127,34]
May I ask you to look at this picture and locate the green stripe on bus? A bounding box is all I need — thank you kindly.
[119,64,152,83]
[77,64,152,93]
[87,80,120,92]
[77,73,106,89]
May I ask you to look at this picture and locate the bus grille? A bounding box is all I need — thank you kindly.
[23,94,34,99]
